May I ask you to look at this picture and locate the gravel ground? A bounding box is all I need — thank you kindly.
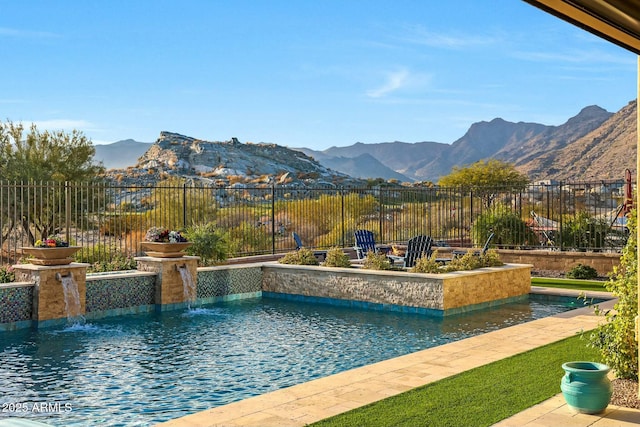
[531,269,608,281]
[531,269,566,278]
[611,379,640,409]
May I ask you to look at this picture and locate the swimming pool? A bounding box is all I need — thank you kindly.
[0,294,588,427]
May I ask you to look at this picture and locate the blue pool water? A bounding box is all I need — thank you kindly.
[0,295,588,426]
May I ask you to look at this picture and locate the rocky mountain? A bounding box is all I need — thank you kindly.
[104,132,363,187]
[515,101,636,181]
[94,100,636,184]
[302,104,618,182]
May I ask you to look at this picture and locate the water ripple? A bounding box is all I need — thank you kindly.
[0,296,578,426]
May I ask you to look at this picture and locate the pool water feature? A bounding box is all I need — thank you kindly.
[56,272,84,325]
[0,294,591,427]
[176,264,196,309]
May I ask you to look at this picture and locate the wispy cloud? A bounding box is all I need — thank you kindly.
[0,27,60,39]
[366,68,434,99]
[397,25,500,49]
[366,70,410,98]
[512,49,633,65]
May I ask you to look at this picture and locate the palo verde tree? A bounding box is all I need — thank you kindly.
[0,121,105,244]
[438,159,529,208]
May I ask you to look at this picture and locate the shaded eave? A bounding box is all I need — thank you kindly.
[524,0,640,55]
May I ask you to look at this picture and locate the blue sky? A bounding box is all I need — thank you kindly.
[1,0,637,150]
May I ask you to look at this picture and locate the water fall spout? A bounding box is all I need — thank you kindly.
[177,265,197,309]
[56,272,84,324]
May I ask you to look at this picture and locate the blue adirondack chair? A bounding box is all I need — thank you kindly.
[388,235,433,268]
[353,229,378,259]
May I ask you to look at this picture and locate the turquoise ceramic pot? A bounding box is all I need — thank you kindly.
[561,361,612,414]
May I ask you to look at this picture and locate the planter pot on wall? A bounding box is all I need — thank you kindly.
[21,246,81,266]
[140,242,192,258]
[561,361,612,414]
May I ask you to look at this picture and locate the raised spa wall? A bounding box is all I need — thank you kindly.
[262,263,531,316]
[0,262,531,331]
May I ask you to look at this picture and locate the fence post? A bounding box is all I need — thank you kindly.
[559,182,564,251]
[271,183,276,254]
[341,187,345,248]
[379,187,384,242]
[65,181,71,244]
[469,190,474,245]
[182,183,187,229]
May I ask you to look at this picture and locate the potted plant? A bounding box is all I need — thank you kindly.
[140,227,191,258]
[21,236,81,266]
[560,361,612,414]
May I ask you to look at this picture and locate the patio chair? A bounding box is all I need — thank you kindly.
[292,232,327,261]
[353,229,380,259]
[388,235,433,268]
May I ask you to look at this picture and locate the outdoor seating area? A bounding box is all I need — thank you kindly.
[387,235,432,268]
[356,229,496,268]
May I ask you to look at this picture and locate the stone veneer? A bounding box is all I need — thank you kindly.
[0,265,264,330]
[0,261,528,329]
[262,263,532,315]
[496,249,620,276]
[12,263,90,323]
[135,256,199,308]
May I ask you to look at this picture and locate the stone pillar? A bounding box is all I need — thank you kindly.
[135,256,199,308]
[13,263,89,324]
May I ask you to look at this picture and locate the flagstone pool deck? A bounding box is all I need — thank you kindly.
[157,288,640,427]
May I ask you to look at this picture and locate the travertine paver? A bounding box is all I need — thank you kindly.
[156,297,640,427]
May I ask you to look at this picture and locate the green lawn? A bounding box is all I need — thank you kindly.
[531,277,608,292]
[311,335,600,427]
[311,278,608,427]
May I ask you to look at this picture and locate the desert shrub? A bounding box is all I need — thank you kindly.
[560,211,609,249]
[88,252,137,273]
[185,223,228,266]
[587,209,638,380]
[478,249,504,267]
[278,248,320,265]
[566,263,599,280]
[0,265,15,283]
[362,251,392,270]
[323,247,351,268]
[442,251,483,272]
[75,244,137,273]
[441,249,503,273]
[410,252,441,273]
[76,244,109,264]
[471,204,539,247]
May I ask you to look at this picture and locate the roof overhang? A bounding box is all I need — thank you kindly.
[523,0,640,55]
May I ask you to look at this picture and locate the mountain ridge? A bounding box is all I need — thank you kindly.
[94,100,636,184]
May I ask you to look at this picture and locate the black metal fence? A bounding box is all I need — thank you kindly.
[0,178,633,266]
